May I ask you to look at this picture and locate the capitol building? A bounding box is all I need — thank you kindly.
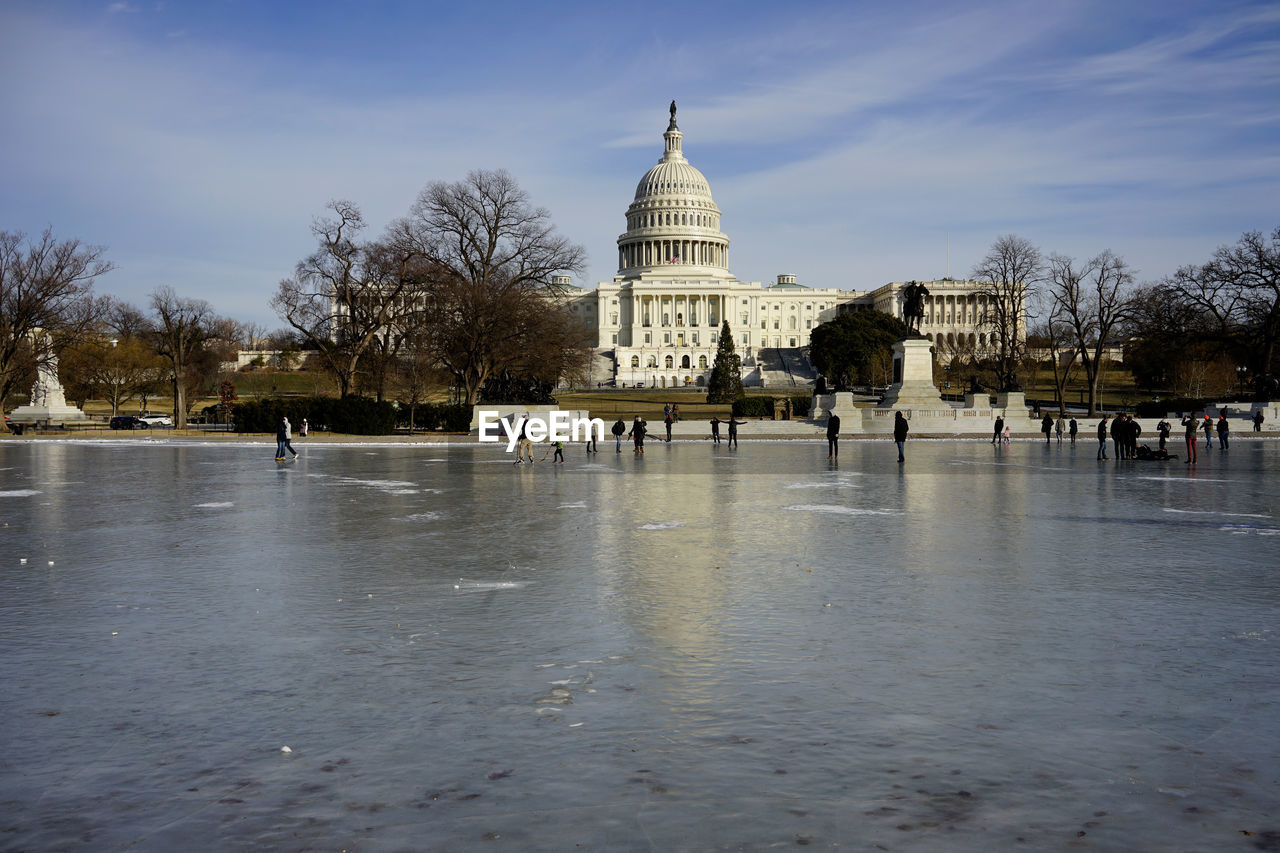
[554,105,994,388]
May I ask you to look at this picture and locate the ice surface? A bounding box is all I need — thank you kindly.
[1,439,1279,850]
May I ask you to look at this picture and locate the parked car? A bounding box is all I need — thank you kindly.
[109,416,147,430]
[138,413,173,427]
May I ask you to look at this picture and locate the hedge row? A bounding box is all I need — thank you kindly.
[234,396,397,435]
[398,402,472,432]
[730,394,812,418]
[1134,398,1208,418]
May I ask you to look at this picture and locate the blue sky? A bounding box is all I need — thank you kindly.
[2,0,1277,328]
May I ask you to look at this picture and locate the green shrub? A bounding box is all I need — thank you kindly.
[396,402,472,432]
[235,396,396,435]
[732,396,774,418]
[790,394,811,418]
[438,404,472,432]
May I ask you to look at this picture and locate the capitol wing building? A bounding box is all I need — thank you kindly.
[553,106,995,389]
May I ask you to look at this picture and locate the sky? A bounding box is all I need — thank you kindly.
[2,0,1277,329]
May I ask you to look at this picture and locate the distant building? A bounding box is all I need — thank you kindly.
[552,106,1001,388]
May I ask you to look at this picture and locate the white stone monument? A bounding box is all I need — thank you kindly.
[7,349,88,426]
[878,338,944,409]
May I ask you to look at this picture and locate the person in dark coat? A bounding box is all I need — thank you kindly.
[1069,417,1078,443]
[1127,415,1142,460]
[1041,413,1054,444]
[1110,414,1124,459]
[664,412,674,442]
[1097,415,1110,460]
[726,417,745,449]
[1253,410,1265,432]
[627,416,647,454]
[1157,418,1171,451]
[275,417,297,460]
[893,411,909,462]
[1217,414,1230,451]
[826,412,841,459]
[709,417,721,444]
[611,417,626,453]
[993,414,1004,445]
[1202,415,1214,448]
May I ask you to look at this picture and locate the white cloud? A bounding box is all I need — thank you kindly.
[1,1,1276,325]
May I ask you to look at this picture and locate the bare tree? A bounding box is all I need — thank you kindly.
[1028,310,1080,416]
[239,322,269,350]
[1123,283,1212,392]
[59,337,167,416]
[102,297,152,341]
[971,235,1043,393]
[1159,228,1280,397]
[392,169,586,405]
[1046,250,1134,416]
[392,328,447,433]
[0,228,112,412]
[149,286,216,428]
[272,201,424,397]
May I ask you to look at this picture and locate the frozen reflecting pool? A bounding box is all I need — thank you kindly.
[2,437,1279,850]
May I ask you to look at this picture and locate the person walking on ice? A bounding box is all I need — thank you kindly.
[893,411,909,462]
[826,411,841,459]
[275,417,298,461]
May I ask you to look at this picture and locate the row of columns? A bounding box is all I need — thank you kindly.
[630,293,723,330]
[922,293,988,326]
[619,239,727,270]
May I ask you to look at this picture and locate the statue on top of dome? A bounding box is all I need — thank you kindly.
[668,100,678,130]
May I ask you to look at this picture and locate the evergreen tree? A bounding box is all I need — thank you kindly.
[706,321,744,403]
[809,310,909,389]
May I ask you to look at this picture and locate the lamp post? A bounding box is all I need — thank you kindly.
[1237,364,1248,397]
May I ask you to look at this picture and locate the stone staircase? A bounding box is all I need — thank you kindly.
[753,348,816,387]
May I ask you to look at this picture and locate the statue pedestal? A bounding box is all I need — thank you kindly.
[812,392,858,422]
[994,391,1027,413]
[879,338,944,409]
[7,402,89,426]
[7,355,87,425]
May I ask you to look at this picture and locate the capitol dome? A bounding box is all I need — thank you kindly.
[617,103,730,274]
[633,150,714,202]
